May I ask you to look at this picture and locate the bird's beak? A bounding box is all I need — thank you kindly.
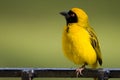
[60,11,70,19]
[60,11,68,16]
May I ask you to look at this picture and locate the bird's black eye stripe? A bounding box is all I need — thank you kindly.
[66,10,78,24]
[68,10,76,17]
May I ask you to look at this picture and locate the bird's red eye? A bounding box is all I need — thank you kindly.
[71,13,75,17]
[68,11,75,17]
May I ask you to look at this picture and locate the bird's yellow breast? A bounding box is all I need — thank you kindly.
[62,24,97,67]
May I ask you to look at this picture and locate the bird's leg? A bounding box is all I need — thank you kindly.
[76,64,86,77]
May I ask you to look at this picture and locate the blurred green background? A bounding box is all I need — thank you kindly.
[0,0,120,80]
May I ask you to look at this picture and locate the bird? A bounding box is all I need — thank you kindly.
[60,8,102,79]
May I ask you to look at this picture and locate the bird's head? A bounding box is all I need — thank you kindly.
[60,8,88,26]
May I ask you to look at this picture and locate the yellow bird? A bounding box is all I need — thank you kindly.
[60,8,102,77]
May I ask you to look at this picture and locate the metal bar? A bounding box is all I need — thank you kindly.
[33,68,98,78]
[98,68,109,80]
[0,68,119,79]
[21,69,34,80]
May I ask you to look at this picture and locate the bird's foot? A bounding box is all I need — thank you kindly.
[76,67,85,77]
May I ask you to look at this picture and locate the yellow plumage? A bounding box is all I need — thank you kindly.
[60,8,102,69]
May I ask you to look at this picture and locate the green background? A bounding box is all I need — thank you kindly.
[0,0,120,80]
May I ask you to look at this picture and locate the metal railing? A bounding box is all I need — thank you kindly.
[0,68,120,80]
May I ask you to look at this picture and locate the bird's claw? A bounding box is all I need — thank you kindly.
[76,67,84,77]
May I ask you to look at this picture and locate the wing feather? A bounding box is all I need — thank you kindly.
[86,27,102,66]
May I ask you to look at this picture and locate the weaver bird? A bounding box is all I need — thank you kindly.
[60,8,102,77]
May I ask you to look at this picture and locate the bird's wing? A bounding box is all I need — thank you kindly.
[86,27,102,66]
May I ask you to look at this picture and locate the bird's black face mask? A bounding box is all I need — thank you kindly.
[60,10,78,25]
